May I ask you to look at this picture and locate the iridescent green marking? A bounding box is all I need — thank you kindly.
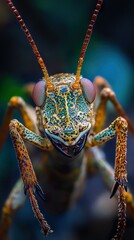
[41,73,93,144]
[94,127,116,143]
[77,95,88,111]
[45,98,56,118]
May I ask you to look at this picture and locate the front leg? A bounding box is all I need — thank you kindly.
[93,76,134,134]
[9,119,53,235]
[86,116,128,239]
[87,117,127,193]
[0,96,37,149]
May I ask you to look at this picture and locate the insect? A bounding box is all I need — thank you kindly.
[1,0,134,239]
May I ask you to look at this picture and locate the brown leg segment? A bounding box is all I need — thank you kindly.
[9,119,53,235]
[0,96,37,149]
[112,185,126,240]
[0,97,38,239]
[93,76,134,134]
[86,116,128,239]
[87,117,128,194]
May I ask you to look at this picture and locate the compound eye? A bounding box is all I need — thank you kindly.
[80,78,96,103]
[32,80,46,106]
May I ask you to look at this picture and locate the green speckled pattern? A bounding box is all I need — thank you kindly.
[41,74,94,144]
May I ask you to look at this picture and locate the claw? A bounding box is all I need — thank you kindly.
[124,184,127,192]
[24,185,29,195]
[110,181,119,198]
[110,179,127,199]
[36,183,45,201]
[24,183,45,201]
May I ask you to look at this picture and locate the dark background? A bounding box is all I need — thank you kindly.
[0,0,134,239]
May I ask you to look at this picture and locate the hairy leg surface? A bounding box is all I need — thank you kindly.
[9,119,53,235]
[86,116,128,239]
[0,96,38,149]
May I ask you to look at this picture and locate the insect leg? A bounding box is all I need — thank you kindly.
[9,119,53,235]
[93,76,134,134]
[87,116,128,194]
[0,179,26,240]
[86,116,128,239]
[0,96,38,149]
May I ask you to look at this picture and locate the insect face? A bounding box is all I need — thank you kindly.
[34,73,95,157]
[6,0,102,159]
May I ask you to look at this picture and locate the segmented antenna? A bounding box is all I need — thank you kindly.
[73,0,103,89]
[6,0,54,90]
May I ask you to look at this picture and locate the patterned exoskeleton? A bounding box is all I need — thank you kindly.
[1,0,134,240]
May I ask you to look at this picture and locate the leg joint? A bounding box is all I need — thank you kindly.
[8,96,25,109]
[114,117,128,133]
[100,87,115,100]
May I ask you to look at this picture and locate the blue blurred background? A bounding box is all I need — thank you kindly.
[0,0,134,239]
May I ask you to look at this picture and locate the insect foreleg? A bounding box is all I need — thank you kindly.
[86,116,128,239]
[87,116,128,194]
[10,120,53,150]
[0,96,37,149]
[9,119,53,235]
[93,76,134,134]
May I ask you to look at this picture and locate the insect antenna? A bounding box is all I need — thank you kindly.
[6,0,54,90]
[73,0,103,89]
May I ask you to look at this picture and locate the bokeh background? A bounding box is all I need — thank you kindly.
[0,0,134,239]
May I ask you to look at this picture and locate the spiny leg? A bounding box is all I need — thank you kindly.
[87,116,128,193]
[86,116,128,239]
[0,179,26,240]
[0,97,38,238]
[9,119,53,235]
[0,96,38,149]
[0,146,49,240]
[93,76,134,134]
[112,186,126,240]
